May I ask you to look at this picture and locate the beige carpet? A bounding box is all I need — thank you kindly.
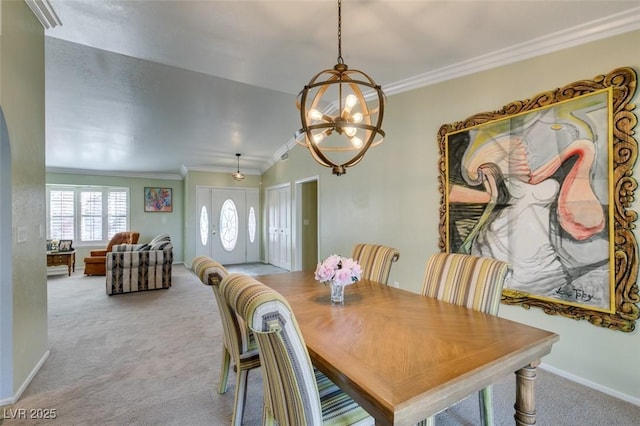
[2,264,638,425]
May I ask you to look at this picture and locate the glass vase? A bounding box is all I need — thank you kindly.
[330,281,345,304]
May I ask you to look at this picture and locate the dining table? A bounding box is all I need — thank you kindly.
[255,270,560,426]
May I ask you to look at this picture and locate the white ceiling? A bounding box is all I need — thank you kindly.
[42,0,640,178]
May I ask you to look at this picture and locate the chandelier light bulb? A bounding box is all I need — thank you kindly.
[309,109,324,121]
[344,126,357,137]
[313,133,325,144]
[345,94,357,108]
[343,94,358,116]
[351,136,363,149]
[352,112,363,123]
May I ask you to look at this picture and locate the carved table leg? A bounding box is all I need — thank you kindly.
[514,360,540,425]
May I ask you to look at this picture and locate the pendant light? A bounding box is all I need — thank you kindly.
[295,0,386,176]
[232,153,245,181]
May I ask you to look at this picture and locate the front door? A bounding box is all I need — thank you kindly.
[196,186,258,265]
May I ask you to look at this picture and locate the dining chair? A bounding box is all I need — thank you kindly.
[420,252,511,426]
[351,243,400,285]
[221,273,373,426]
[191,256,260,426]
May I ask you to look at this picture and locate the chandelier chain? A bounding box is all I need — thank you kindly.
[337,0,343,64]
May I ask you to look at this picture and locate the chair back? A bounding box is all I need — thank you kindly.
[421,252,510,315]
[351,243,400,284]
[221,274,322,426]
[106,231,140,252]
[191,257,252,356]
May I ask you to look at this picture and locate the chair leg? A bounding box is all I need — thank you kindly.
[479,385,495,426]
[231,368,249,426]
[218,346,231,394]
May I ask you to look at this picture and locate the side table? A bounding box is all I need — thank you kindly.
[46,250,76,276]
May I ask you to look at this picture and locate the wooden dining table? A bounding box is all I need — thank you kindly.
[256,270,560,426]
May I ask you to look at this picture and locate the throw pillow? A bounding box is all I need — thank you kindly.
[150,241,173,251]
[149,233,171,246]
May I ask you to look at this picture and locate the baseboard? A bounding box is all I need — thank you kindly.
[0,350,50,406]
[540,362,640,407]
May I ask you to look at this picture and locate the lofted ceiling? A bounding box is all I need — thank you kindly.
[42,0,640,178]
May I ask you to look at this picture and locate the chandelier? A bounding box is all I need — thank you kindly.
[231,153,245,181]
[295,0,385,176]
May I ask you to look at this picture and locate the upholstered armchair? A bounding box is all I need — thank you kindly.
[84,231,140,276]
[105,234,172,295]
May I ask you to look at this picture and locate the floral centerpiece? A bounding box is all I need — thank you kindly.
[314,254,362,303]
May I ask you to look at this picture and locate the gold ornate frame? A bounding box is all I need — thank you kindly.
[437,67,638,332]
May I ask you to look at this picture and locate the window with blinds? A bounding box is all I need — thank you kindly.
[49,190,75,240]
[81,191,102,241]
[47,185,129,244]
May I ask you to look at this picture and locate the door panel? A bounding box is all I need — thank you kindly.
[196,187,257,265]
[212,189,246,265]
[195,187,212,258]
[267,185,291,270]
[246,190,259,262]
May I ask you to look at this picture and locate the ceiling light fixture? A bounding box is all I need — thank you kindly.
[295,0,386,176]
[232,153,245,181]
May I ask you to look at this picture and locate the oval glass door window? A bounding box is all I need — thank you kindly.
[200,205,209,246]
[248,207,256,243]
[220,199,238,251]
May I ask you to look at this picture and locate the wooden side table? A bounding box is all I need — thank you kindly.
[47,250,76,276]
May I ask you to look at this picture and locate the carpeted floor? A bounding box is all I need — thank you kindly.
[2,264,638,425]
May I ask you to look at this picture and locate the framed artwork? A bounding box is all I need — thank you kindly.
[144,187,173,212]
[58,240,73,252]
[438,67,638,332]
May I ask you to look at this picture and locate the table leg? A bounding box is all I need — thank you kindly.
[67,256,72,276]
[514,360,540,425]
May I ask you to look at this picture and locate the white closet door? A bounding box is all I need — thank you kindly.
[267,185,291,270]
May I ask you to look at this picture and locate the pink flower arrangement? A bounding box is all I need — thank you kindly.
[314,254,362,287]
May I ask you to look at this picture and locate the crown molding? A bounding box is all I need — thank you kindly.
[383,6,640,96]
[180,164,261,177]
[262,138,298,173]
[25,0,61,29]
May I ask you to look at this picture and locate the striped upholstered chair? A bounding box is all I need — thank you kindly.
[190,257,260,426]
[221,273,373,426]
[351,243,400,285]
[420,252,511,426]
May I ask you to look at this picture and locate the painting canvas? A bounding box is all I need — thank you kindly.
[144,187,172,212]
[438,67,638,332]
[446,91,612,312]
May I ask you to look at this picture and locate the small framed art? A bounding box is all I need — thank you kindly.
[144,187,173,212]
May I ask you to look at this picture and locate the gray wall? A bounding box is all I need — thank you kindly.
[261,30,640,402]
[0,0,48,401]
